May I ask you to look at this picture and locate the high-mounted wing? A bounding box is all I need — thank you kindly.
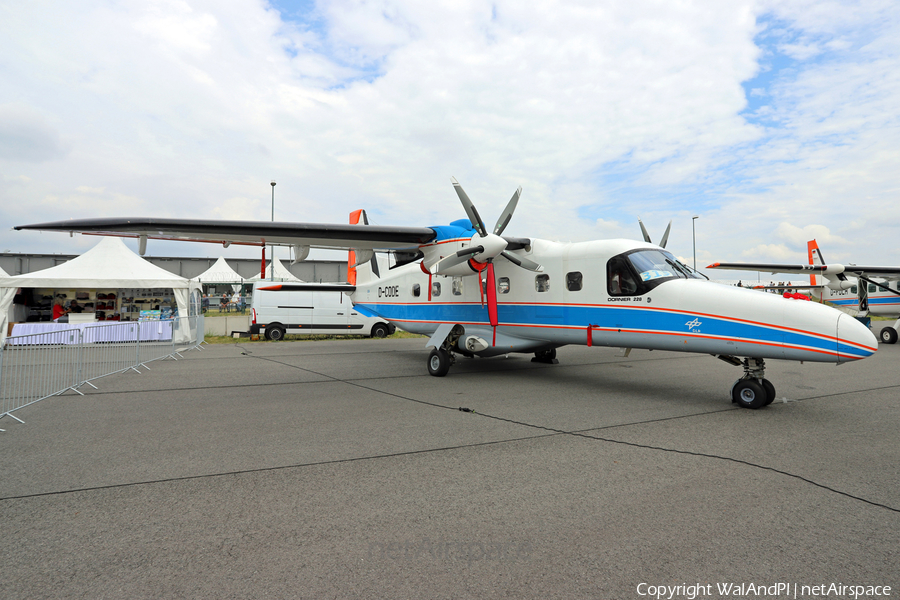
[14,217,437,251]
[707,261,900,279]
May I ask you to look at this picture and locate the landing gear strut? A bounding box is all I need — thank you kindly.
[426,325,464,377]
[730,357,776,409]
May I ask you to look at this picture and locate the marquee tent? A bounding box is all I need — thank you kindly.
[191,256,245,284]
[250,257,304,282]
[0,236,202,342]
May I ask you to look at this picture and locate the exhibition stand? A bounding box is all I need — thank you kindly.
[0,237,202,344]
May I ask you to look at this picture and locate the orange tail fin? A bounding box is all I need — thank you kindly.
[348,210,364,285]
[807,239,821,287]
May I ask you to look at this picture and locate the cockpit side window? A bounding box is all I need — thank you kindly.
[607,256,640,296]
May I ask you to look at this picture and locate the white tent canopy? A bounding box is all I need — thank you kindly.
[250,257,304,282]
[191,256,245,284]
[0,236,201,342]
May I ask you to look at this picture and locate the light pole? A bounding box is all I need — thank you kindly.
[692,215,699,272]
[270,180,276,281]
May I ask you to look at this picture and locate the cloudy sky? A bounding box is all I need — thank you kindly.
[1,0,898,279]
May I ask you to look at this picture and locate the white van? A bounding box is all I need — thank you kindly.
[249,281,395,340]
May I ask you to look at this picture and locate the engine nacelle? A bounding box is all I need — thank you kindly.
[823,274,855,291]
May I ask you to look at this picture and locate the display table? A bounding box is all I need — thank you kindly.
[8,321,174,345]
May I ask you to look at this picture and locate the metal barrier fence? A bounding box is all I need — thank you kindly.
[0,315,204,429]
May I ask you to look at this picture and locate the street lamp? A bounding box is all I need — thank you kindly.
[270,180,276,281]
[692,215,699,272]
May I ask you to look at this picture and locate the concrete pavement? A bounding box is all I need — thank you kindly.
[1,336,898,599]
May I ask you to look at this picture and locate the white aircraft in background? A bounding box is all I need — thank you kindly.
[15,179,877,409]
[709,239,900,344]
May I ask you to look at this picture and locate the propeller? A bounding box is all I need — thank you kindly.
[638,218,672,249]
[442,178,545,345]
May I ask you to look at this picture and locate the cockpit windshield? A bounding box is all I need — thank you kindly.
[607,249,700,296]
[628,249,697,282]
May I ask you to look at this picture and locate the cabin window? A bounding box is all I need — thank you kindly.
[566,272,583,291]
[851,285,857,294]
[535,274,550,292]
[498,277,510,294]
[412,284,421,297]
[869,283,877,293]
[432,282,441,297]
[452,277,463,295]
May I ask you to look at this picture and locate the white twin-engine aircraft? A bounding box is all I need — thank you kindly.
[709,239,900,345]
[16,178,877,409]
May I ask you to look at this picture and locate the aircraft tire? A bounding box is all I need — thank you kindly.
[761,378,776,406]
[880,327,898,344]
[535,348,557,360]
[732,379,768,409]
[427,348,451,377]
[265,325,285,341]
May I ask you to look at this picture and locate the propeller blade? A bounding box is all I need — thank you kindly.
[456,245,485,258]
[493,187,522,236]
[486,262,498,329]
[429,245,485,274]
[451,177,487,237]
[430,253,472,274]
[501,250,543,272]
[659,220,672,249]
[638,218,652,244]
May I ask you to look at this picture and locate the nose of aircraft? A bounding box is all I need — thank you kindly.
[836,313,878,363]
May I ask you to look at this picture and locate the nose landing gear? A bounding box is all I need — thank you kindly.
[730,357,776,409]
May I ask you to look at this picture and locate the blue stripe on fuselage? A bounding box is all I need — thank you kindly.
[354,301,862,357]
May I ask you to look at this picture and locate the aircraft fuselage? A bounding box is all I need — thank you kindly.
[352,238,876,364]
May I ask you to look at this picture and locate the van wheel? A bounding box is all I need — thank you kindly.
[371,323,389,338]
[265,325,285,341]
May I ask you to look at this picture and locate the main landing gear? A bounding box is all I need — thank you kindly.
[425,327,562,376]
[729,357,776,409]
[427,347,454,377]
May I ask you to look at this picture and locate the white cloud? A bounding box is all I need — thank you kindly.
[772,222,848,246]
[740,243,797,260]
[0,0,897,270]
[0,103,69,162]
